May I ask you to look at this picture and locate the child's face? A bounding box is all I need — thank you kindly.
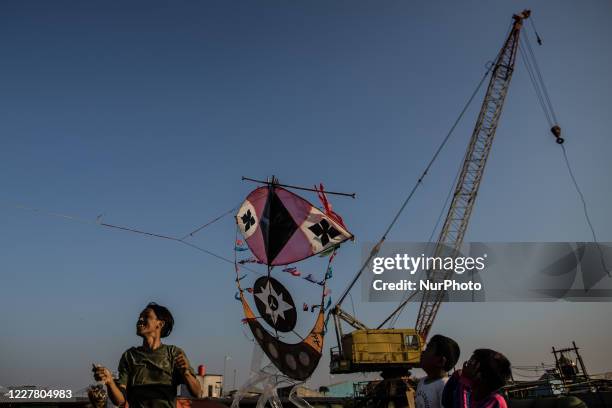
[462,354,480,380]
[420,341,444,373]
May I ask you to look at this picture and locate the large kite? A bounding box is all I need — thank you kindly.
[234,182,353,380]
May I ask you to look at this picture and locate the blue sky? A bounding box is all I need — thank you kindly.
[1,0,611,390]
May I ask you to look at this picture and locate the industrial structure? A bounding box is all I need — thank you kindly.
[329,9,541,376]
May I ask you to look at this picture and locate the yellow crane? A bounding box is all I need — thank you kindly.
[329,9,533,376]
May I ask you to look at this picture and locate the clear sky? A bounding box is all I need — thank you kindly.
[1,0,611,391]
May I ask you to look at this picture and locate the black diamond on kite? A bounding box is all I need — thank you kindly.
[308,219,341,247]
[241,210,256,232]
[260,191,298,263]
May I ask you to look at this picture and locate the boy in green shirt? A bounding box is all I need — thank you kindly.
[93,303,202,408]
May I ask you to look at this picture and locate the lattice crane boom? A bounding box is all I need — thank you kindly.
[415,9,530,339]
[329,10,532,375]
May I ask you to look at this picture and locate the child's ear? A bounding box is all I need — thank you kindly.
[439,356,447,369]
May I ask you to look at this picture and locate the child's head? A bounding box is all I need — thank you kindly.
[463,349,512,392]
[420,334,460,375]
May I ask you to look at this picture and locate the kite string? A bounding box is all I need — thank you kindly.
[100,222,177,241]
[99,218,249,270]
[234,227,242,285]
[181,205,240,240]
[3,199,246,270]
[320,249,337,307]
[0,200,97,225]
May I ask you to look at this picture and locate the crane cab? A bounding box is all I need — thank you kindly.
[330,329,424,374]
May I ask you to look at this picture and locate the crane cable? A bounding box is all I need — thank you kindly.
[333,24,519,323]
[520,28,611,276]
[387,162,461,328]
[520,35,557,127]
[389,22,611,327]
[334,63,494,311]
[382,24,516,329]
[529,16,544,46]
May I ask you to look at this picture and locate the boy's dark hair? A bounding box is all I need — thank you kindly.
[428,334,460,371]
[146,302,174,338]
[472,349,512,391]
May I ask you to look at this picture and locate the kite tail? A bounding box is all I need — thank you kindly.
[316,183,347,229]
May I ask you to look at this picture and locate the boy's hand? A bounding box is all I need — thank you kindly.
[92,364,114,385]
[175,353,191,376]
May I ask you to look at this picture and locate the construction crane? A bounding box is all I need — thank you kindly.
[330,9,532,375]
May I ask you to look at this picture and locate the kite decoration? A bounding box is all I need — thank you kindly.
[282,267,302,277]
[233,178,353,381]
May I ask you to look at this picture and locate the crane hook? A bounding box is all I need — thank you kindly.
[551,125,564,144]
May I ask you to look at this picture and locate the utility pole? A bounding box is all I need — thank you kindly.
[222,355,231,396]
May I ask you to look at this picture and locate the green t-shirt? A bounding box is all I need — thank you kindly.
[117,344,195,408]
